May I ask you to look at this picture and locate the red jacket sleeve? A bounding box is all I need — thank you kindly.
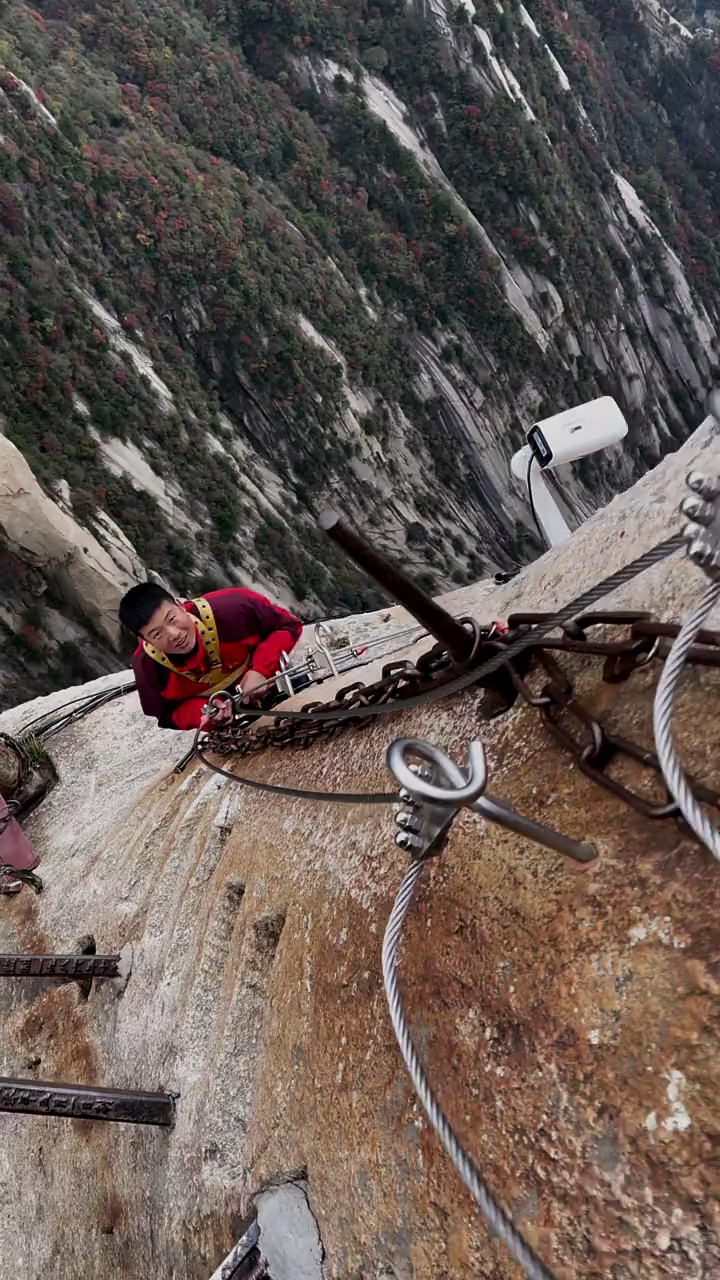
[208,589,302,679]
[251,626,300,678]
[169,695,208,731]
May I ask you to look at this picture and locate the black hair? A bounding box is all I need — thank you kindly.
[119,582,174,636]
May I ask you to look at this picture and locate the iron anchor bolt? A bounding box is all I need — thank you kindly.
[396,812,423,833]
[396,831,424,853]
[686,470,720,502]
[681,494,717,526]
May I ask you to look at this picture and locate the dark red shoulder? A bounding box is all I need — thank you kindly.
[201,588,300,642]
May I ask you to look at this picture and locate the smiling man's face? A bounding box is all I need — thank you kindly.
[139,599,198,656]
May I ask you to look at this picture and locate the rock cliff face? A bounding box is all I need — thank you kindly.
[0,436,134,710]
[1,0,719,667]
[0,436,134,647]
[0,418,718,1279]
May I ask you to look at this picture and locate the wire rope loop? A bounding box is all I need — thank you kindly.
[386,738,487,806]
[194,732,397,805]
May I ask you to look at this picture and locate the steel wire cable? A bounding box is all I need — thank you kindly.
[196,536,683,729]
[653,577,720,859]
[195,536,683,803]
[381,858,556,1280]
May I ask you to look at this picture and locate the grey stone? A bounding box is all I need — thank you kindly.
[256,1183,323,1280]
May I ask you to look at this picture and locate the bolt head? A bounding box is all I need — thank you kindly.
[701,548,720,580]
[396,811,422,833]
[398,788,419,806]
[688,537,716,567]
[680,494,715,526]
[686,470,720,502]
[396,831,423,853]
[683,520,707,546]
[687,470,708,493]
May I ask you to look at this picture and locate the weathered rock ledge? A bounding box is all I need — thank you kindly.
[0,419,719,1279]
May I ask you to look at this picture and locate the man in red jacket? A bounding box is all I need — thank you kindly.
[119,582,302,732]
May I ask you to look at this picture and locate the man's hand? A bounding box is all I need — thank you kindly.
[238,669,267,703]
[199,695,233,733]
[199,672,266,731]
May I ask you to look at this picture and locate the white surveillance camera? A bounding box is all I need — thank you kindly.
[526,396,628,470]
[511,397,629,549]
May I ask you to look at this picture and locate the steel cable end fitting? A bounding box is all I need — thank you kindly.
[388,738,488,860]
[312,621,340,677]
[388,737,597,865]
[682,471,720,581]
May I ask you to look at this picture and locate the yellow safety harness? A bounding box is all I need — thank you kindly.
[142,596,249,691]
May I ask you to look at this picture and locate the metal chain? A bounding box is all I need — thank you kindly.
[382,858,556,1280]
[202,638,479,759]
[194,537,686,804]
[501,626,720,829]
[653,579,720,859]
[201,536,685,732]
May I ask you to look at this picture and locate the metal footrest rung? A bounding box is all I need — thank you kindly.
[0,1078,176,1126]
[0,953,121,979]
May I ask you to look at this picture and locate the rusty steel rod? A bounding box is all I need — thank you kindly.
[0,1078,176,1126]
[0,954,121,979]
[208,1220,268,1280]
[318,510,474,661]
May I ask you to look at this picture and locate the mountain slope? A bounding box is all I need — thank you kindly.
[0,0,719,704]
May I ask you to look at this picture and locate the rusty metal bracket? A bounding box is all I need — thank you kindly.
[0,953,121,980]
[0,1078,176,1125]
